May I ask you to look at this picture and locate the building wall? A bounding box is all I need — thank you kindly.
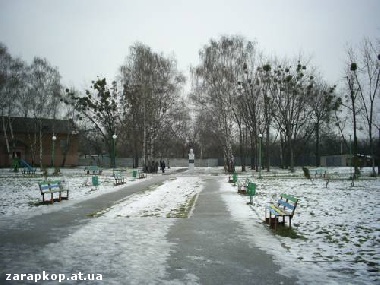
[0,133,79,167]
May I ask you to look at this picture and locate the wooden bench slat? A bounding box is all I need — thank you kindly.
[277,200,295,211]
[266,194,299,230]
[113,172,125,185]
[281,193,298,203]
[39,184,50,191]
[38,180,69,204]
[85,166,102,175]
[269,204,288,216]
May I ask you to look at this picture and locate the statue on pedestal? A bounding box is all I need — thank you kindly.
[189,148,195,171]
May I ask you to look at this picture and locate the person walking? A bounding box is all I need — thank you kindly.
[160,160,166,173]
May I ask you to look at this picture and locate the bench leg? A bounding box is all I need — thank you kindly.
[269,214,272,228]
[50,193,54,204]
[274,216,277,230]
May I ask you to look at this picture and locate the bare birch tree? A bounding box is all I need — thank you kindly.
[119,43,185,171]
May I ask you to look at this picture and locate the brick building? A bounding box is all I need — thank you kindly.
[0,117,79,168]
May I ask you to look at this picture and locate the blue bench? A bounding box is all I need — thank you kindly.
[266,194,299,230]
[38,180,69,204]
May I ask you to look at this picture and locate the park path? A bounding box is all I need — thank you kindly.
[0,172,180,284]
[0,170,298,284]
[163,175,297,284]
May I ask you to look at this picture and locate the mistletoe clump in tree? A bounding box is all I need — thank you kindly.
[65,78,121,167]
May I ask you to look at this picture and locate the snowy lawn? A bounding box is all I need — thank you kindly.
[222,167,379,284]
[0,167,181,216]
[1,170,204,285]
[97,176,203,218]
[0,166,379,284]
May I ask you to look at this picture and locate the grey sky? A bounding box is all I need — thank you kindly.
[1,0,379,91]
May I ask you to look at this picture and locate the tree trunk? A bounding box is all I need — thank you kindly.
[265,125,270,171]
[239,125,246,172]
[315,122,320,167]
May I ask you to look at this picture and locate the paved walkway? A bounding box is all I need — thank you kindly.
[164,176,296,284]
[0,173,175,284]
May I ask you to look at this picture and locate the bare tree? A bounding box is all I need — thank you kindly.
[344,54,362,177]
[271,60,314,172]
[307,77,339,166]
[0,44,17,159]
[119,43,185,171]
[192,35,256,172]
[0,44,31,167]
[354,38,379,175]
[28,57,62,166]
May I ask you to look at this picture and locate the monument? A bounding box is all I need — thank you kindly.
[188,148,195,171]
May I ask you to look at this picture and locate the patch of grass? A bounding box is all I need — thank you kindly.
[167,194,198,218]
[316,230,329,235]
[141,213,159,217]
[87,207,111,218]
[342,236,350,243]
[274,226,306,240]
[28,201,43,207]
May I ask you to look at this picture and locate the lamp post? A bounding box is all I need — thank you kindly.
[258,133,263,179]
[52,134,57,168]
[349,134,354,186]
[112,134,117,169]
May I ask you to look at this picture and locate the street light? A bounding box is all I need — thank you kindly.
[52,134,57,168]
[349,134,354,186]
[112,134,117,169]
[258,133,263,179]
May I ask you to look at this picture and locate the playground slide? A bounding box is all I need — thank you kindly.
[20,159,33,170]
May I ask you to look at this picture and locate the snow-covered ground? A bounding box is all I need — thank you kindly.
[0,167,173,217]
[223,168,379,284]
[0,166,379,284]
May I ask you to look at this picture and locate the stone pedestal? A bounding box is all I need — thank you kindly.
[189,148,195,171]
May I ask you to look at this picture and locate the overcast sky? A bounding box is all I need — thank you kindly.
[1,0,379,91]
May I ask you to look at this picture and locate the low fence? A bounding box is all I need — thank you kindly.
[78,156,218,168]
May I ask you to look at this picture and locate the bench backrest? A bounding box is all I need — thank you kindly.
[88,166,98,170]
[38,180,61,193]
[114,170,125,176]
[278,194,299,215]
[86,166,101,171]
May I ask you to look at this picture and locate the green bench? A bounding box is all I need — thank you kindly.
[114,171,125,185]
[38,180,69,204]
[228,173,238,183]
[266,194,299,230]
[84,165,102,175]
[132,169,146,180]
[309,167,328,178]
[237,177,253,194]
